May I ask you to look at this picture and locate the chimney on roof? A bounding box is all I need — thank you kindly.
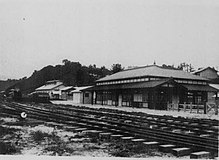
[153,61,156,65]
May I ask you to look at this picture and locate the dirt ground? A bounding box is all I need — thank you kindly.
[0,115,178,159]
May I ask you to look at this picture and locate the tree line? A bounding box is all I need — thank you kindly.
[5,60,198,94]
[6,60,124,94]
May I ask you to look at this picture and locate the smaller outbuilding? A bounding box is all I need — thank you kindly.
[193,67,218,80]
[70,86,92,104]
[60,86,75,100]
[210,84,219,105]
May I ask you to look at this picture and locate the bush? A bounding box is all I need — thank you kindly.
[0,142,18,154]
[0,126,18,137]
[31,130,51,143]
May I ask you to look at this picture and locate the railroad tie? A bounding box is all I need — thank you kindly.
[158,144,176,153]
[110,134,123,141]
[111,129,122,133]
[184,131,195,135]
[190,123,199,127]
[142,141,159,149]
[74,128,87,132]
[199,134,211,138]
[172,147,191,157]
[174,121,181,124]
[124,120,132,124]
[172,129,182,133]
[84,130,102,137]
[77,122,87,126]
[99,132,112,141]
[149,125,158,129]
[131,139,146,145]
[159,122,167,126]
[204,130,215,134]
[170,124,176,128]
[167,120,174,123]
[160,126,169,130]
[211,126,219,130]
[183,121,190,125]
[121,137,134,143]
[64,126,79,131]
[201,124,210,128]
[160,119,166,122]
[190,151,211,159]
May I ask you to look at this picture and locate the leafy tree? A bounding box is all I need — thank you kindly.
[177,63,195,72]
[111,63,124,74]
[162,64,177,70]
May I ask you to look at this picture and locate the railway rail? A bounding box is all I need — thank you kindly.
[0,101,218,158]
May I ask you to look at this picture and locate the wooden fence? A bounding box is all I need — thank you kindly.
[167,102,218,115]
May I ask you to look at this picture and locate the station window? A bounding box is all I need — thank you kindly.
[176,80,181,83]
[182,80,187,84]
[197,81,202,85]
[85,93,89,97]
[142,93,148,102]
[187,81,192,84]
[192,81,198,84]
[187,92,194,103]
[133,94,143,102]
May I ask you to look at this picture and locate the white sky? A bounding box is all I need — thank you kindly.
[0,0,219,79]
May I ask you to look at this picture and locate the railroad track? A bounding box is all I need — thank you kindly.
[0,101,218,158]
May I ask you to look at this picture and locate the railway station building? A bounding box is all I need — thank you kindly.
[86,65,218,111]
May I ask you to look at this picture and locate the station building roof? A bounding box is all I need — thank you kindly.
[97,65,208,82]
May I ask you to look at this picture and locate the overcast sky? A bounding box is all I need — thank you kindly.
[0,0,219,80]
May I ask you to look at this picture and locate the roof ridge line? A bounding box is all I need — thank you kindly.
[122,64,158,72]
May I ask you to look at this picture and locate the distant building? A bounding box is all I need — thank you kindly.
[209,84,219,105]
[35,80,65,99]
[70,86,92,104]
[193,67,219,103]
[86,65,218,110]
[193,67,218,80]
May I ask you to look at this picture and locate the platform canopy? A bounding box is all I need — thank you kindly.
[182,84,219,92]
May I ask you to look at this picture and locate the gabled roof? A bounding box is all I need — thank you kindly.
[210,84,219,91]
[193,67,218,74]
[97,65,208,82]
[36,81,64,91]
[61,86,74,91]
[210,77,219,84]
[70,86,92,93]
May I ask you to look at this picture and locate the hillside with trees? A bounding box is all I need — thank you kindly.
[4,61,202,94]
[0,79,19,92]
[6,60,123,94]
